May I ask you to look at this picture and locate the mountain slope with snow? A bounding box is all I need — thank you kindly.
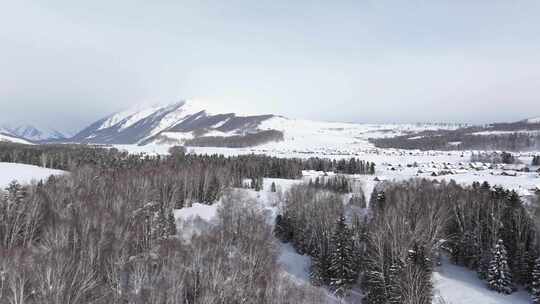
[0,126,34,145]
[71,100,277,145]
[0,133,34,145]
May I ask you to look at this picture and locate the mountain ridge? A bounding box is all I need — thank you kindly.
[1,124,67,141]
[70,100,280,146]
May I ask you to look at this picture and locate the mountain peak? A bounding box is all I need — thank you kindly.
[71,99,277,145]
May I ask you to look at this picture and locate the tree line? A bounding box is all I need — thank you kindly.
[470,151,517,164]
[371,130,540,151]
[307,176,354,194]
[0,142,376,177]
[184,130,284,148]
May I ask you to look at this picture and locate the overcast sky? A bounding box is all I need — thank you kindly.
[1,0,540,132]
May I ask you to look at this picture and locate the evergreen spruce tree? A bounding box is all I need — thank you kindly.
[329,215,357,297]
[310,247,332,286]
[254,176,263,192]
[487,239,514,294]
[5,180,25,203]
[205,174,221,203]
[480,181,491,191]
[274,214,292,242]
[531,257,540,303]
[270,181,277,193]
[167,211,177,236]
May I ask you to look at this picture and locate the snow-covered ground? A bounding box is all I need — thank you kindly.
[115,143,540,199]
[257,116,463,152]
[0,162,66,188]
[433,256,530,304]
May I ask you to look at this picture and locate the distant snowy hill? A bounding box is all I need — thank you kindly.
[7,124,67,141]
[0,124,67,142]
[71,100,277,145]
[522,116,540,124]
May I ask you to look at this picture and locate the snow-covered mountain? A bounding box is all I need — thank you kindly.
[4,124,67,141]
[71,100,277,145]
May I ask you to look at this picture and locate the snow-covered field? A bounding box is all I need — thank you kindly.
[433,256,530,304]
[115,143,540,199]
[0,162,65,188]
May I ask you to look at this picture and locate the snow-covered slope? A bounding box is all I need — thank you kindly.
[0,162,65,188]
[255,116,464,153]
[0,132,34,145]
[72,100,276,145]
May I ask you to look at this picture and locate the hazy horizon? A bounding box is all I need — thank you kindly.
[1,1,540,132]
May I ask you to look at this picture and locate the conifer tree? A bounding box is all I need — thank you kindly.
[310,247,332,287]
[205,174,221,203]
[271,182,277,193]
[274,214,292,242]
[487,239,514,294]
[5,180,25,203]
[329,215,357,297]
[167,211,177,236]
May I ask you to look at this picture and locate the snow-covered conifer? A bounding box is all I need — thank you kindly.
[487,239,514,294]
